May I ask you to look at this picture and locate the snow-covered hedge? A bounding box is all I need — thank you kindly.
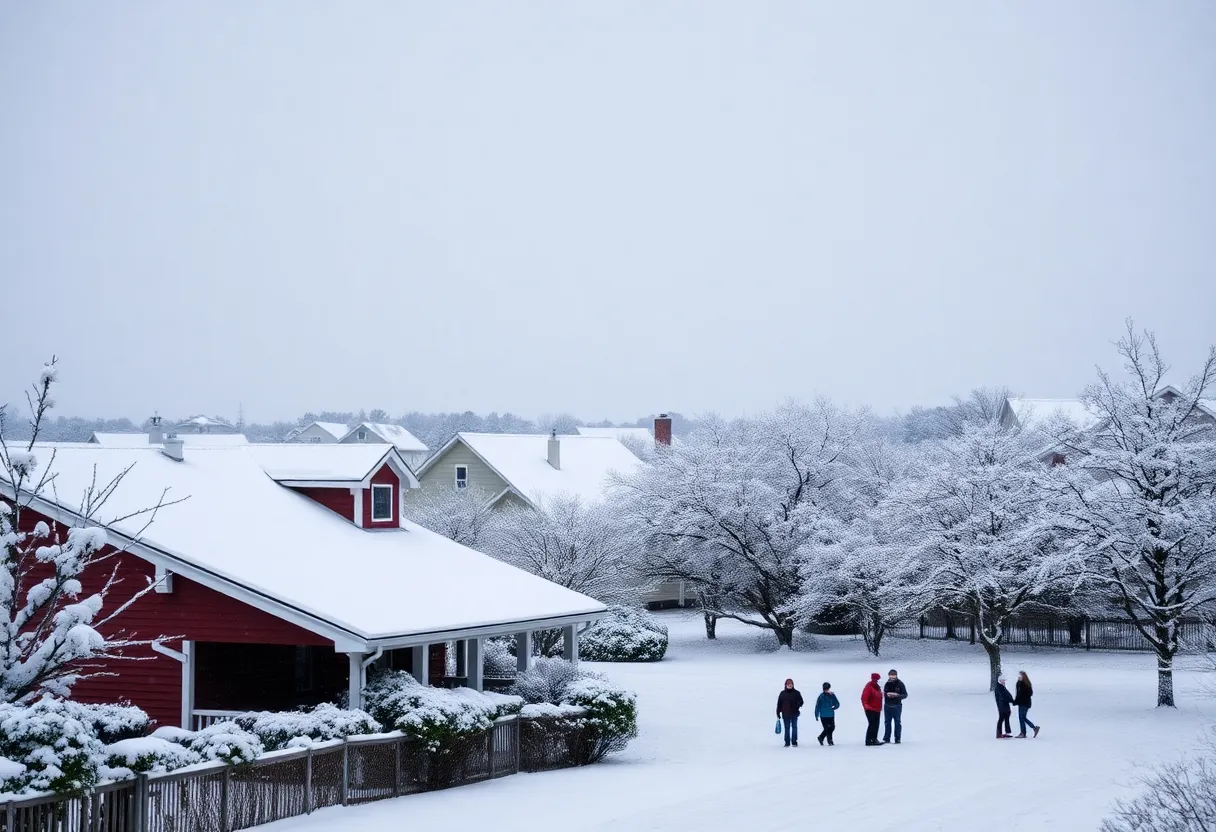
[579,606,669,662]
[483,638,518,678]
[77,702,152,744]
[106,737,201,775]
[0,698,107,794]
[233,704,381,751]
[363,669,522,753]
[151,723,264,766]
[511,658,637,763]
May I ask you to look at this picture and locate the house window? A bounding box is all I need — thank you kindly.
[371,484,394,521]
[455,465,469,489]
[357,429,367,441]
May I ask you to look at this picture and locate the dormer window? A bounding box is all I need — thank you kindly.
[455,465,469,489]
[371,484,394,522]
[357,429,368,441]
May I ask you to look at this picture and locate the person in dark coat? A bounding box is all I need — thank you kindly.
[882,668,908,744]
[994,676,1014,739]
[1013,671,1040,738]
[776,678,804,747]
[814,682,841,746]
[862,673,884,746]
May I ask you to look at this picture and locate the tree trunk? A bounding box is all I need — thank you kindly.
[775,622,795,649]
[872,621,884,658]
[1156,624,1175,707]
[703,611,718,640]
[981,639,1002,692]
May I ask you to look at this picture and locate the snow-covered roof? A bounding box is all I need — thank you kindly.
[443,433,643,506]
[1004,399,1101,431]
[176,415,236,430]
[343,423,428,453]
[308,422,351,441]
[575,426,655,444]
[90,432,251,448]
[7,445,605,646]
[244,443,415,485]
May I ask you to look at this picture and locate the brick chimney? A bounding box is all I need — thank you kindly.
[654,414,672,447]
[148,414,163,445]
[547,429,560,470]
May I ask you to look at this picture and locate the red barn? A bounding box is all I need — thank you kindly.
[3,438,604,730]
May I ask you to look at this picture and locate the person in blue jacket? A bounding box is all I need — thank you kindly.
[814,682,841,746]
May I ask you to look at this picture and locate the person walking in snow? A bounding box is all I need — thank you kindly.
[862,673,884,746]
[814,682,840,746]
[776,678,804,747]
[881,668,908,744]
[994,676,1014,739]
[1013,671,1040,738]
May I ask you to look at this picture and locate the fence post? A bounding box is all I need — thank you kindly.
[918,617,925,639]
[513,719,521,775]
[138,774,150,832]
[221,767,231,832]
[307,748,315,814]
[1085,619,1092,651]
[488,727,495,777]
[393,740,402,797]
[341,740,350,807]
[6,802,13,832]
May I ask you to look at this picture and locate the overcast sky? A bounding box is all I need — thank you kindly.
[2,2,1213,425]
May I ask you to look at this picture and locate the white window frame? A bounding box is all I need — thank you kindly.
[370,484,394,522]
[455,465,469,489]
[357,429,367,441]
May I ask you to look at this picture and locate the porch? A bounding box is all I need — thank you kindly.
[175,624,583,728]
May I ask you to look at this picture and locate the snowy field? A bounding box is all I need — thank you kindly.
[267,612,1216,832]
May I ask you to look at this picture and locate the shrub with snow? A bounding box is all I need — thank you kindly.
[77,702,152,744]
[363,669,521,753]
[511,659,638,763]
[579,606,669,662]
[233,703,381,751]
[511,658,579,706]
[153,722,263,766]
[105,737,201,774]
[483,638,518,678]
[0,697,106,794]
[564,676,638,762]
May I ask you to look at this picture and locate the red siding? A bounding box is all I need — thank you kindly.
[362,466,400,529]
[291,487,354,521]
[13,504,334,729]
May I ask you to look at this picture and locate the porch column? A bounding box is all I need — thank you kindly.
[180,641,195,730]
[515,631,532,674]
[411,644,429,686]
[562,624,579,665]
[347,652,364,710]
[466,638,483,691]
[454,640,467,677]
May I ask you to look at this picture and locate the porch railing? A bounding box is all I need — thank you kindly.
[191,709,242,730]
[0,716,522,832]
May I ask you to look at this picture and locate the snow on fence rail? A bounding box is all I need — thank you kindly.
[0,716,532,832]
[888,614,1211,652]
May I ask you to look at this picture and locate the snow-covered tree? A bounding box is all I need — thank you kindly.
[796,434,926,656]
[1051,324,1216,707]
[613,401,863,647]
[898,420,1083,689]
[0,359,179,703]
[403,484,498,549]
[489,495,645,654]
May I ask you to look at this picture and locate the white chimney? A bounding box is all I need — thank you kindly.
[148,415,164,445]
[162,434,184,461]
[547,429,560,470]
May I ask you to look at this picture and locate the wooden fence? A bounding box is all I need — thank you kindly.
[1,716,524,832]
[889,612,1211,652]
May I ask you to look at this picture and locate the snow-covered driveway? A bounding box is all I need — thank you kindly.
[265,612,1216,831]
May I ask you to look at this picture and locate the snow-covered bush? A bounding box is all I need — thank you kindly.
[105,737,201,774]
[152,722,263,766]
[76,702,152,744]
[564,676,638,762]
[511,658,579,705]
[0,697,106,794]
[233,703,381,751]
[1101,732,1216,831]
[580,606,669,662]
[363,670,521,753]
[511,659,638,764]
[483,638,517,678]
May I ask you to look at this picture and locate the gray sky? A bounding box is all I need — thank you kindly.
[2,2,1214,425]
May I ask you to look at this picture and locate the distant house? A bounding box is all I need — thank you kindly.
[2,429,604,730]
[286,422,351,444]
[575,426,655,444]
[339,422,430,469]
[174,415,239,435]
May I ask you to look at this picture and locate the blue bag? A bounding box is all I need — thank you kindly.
[774,718,782,734]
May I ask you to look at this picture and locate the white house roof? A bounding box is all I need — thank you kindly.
[1004,399,1101,431]
[343,423,428,453]
[575,426,655,444]
[90,432,251,448]
[442,433,643,506]
[308,422,351,441]
[7,445,605,647]
[176,415,236,430]
[244,443,417,485]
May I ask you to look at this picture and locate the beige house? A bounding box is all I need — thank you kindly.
[338,422,430,470]
[286,421,351,443]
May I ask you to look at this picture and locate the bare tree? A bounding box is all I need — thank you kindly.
[1102,730,1216,831]
[402,484,498,549]
[0,359,182,703]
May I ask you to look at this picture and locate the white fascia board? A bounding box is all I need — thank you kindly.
[1,484,372,653]
[364,609,607,650]
[277,479,362,489]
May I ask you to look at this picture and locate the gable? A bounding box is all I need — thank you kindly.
[412,438,510,501]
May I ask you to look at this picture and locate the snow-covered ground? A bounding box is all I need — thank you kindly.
[267,612,1216,831]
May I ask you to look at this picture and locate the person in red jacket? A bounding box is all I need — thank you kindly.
[862,673,884,746]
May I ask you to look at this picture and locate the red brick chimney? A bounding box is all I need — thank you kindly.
[654,413,672,447]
